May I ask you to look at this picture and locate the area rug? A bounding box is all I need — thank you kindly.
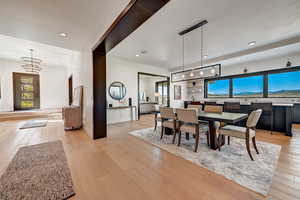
[129,127,281,196]
[0,141,75,200]
[20,118,48,129]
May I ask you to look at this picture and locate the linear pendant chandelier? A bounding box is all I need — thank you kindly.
[171,20,221,82]
[21,49,42,74]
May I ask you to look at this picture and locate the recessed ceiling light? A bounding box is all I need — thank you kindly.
[190,72,194,77]
[210,69,216,74]
[200,71,204,75]
[136,54,140,57]
[248,41,256,46]
[58,32,67,37]
[203,55,208,59]
[181,74,185,78]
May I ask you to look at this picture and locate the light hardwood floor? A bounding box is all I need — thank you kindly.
[0,114,299,200]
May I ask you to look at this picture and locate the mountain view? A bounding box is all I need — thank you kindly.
[208,71,300,98]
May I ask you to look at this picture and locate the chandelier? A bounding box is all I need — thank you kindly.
[172,20,221,82]
[21,49,42,74]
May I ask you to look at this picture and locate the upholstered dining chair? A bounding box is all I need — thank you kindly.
[175,109,210,152]
[224,102,241,113]
[204,105,226,130]
[204,101,217,105]
[154,113,161,131]
[187,104,203,114]
[217,109,263,161]
[204,105,223,113]
[160,107,178,140]
[154,105,162,131]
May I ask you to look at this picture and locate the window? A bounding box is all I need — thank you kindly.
[156,81,169,106]
[207,79,229,98]
[233,75,263,97]
[268,71,300,97]
[205,66,300,98]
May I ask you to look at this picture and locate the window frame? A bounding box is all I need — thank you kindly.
[204,66,300,98]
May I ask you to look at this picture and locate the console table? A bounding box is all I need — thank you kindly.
[107,106,137,124]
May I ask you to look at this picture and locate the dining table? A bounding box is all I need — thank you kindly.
[154,110,248,150]
[197,112,248,150]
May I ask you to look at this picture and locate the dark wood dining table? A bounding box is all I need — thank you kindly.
[197,112,248,150]
[154,111,248,150]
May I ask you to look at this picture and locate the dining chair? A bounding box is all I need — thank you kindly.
[204,105,223,113]
[217,109,263,161]
[187,104,203,114]
[175,109,210,152]
[203,105,227,141]
[204,101,217,105]
[224,102,243,127]
[251,102,273,134]
[224,102,241,113]
[160,107,179,140]
[154,113,161,131]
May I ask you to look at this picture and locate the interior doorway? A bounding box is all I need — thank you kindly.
[138,72,170,120]
[68,75,73,105]
[13,72,40,111]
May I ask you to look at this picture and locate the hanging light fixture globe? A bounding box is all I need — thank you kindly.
[21,49,42,74]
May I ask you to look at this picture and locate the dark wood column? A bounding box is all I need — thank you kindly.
[93,51,107,139]
[92,0,170,139]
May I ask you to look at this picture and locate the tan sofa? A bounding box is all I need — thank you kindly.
[62,86,83,130]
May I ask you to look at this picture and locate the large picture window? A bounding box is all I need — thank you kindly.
[204,66,300,98]
[207,79,229,98]
[268,71,300,97]
[233,75,263,97]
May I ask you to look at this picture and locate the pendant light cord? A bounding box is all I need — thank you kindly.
[201,26,203,67]
[182,35,185,71]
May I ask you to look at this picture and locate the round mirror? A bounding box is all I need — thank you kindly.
[109,82,126,100]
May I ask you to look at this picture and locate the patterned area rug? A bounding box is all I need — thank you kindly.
[129,127,281,196]
[20,118,48,129]
[0,141,75,200]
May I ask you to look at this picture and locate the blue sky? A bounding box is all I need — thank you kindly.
[233,76,263,94]
[269,71,300,92]
[208,71,300,94]
[208,80,229,95]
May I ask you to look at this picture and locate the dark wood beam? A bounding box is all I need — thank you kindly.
[94,0,170,53]
[93,0,170,139]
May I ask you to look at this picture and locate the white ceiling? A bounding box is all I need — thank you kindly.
[0,0,130,50]
[109,0,300,69]
[0,34,76,67]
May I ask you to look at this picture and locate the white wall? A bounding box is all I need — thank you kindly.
[107,56,169,107]
[0,59,68,112]
[170,81,188,108]
[106,56,169,123]
[67,50,93,137]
